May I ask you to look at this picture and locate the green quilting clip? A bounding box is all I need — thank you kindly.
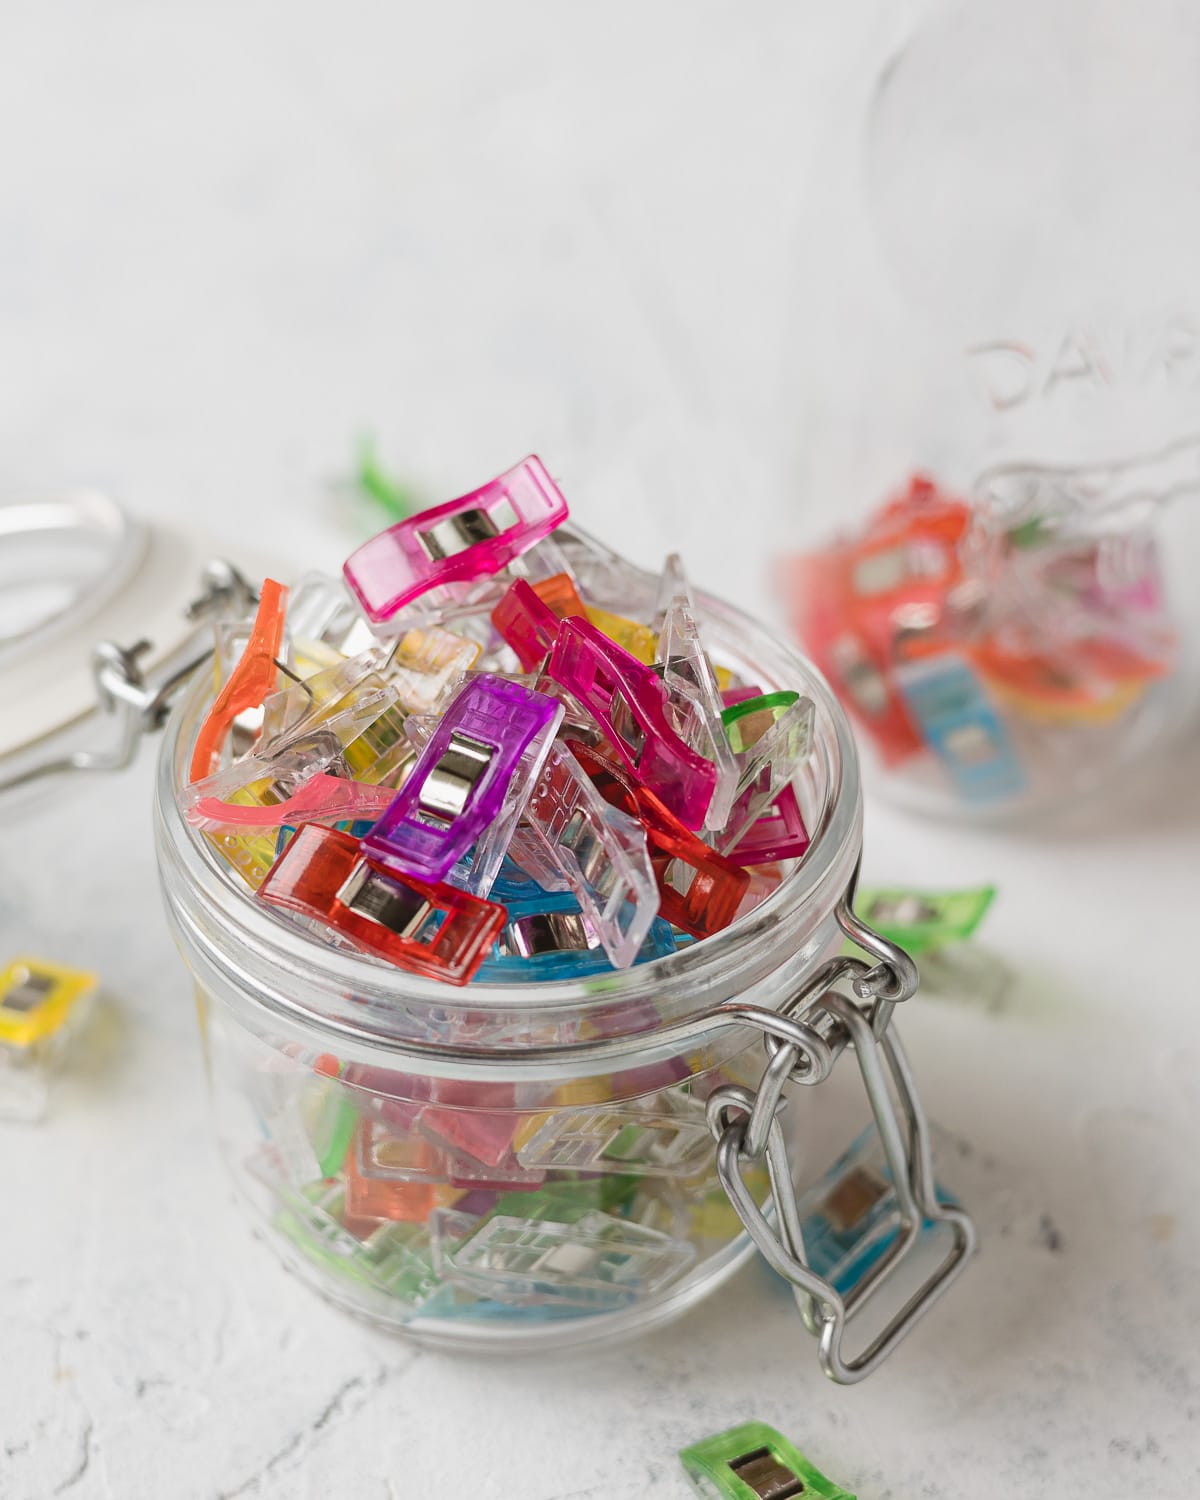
[679,1422,856,1500]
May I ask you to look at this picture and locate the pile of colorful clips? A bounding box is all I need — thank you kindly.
[187,454,816,980]
[783,475,1175,806]
[182,456,835,1323]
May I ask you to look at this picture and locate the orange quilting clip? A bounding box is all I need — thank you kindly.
[530,572,588,620]
[189,578,289,782]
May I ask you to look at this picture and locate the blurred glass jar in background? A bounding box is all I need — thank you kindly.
[780,0,1200,819]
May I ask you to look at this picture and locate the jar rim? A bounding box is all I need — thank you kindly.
[155,586,863,1063]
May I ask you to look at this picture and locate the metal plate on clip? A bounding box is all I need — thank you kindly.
[416,731,494,826]
[558,811,618,898]
[337,862,432,938]
[504,910,598,958]
[729,1449,806,1500]
[1,971,57,1014]
[415,501,518,562]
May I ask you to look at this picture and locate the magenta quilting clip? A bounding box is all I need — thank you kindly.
[342,456,569,625]
[542,617,717,830]
[724,784,810,866]
[718,692,817,853]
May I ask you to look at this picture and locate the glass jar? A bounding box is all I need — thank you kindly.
[155,587,973,1377]
[781,0,1200,822]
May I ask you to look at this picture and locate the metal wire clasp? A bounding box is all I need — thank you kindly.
[0,560,257,795]
[706,893,976,1384]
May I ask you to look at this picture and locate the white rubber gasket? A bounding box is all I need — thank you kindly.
[0,497,232,759]
[0,492,146,658]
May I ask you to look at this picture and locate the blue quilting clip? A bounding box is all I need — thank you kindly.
[893,654,1025,803]
[795,1126,960,1296]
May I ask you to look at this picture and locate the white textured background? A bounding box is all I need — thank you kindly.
[2,3,1200,1498]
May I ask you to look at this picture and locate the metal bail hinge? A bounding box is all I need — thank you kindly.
[0,560,258,795]
[706,900,976,1384]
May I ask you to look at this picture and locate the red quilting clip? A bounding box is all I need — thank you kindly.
[491,579,563,672]
[567,740,748,939]
[491,572,593,671]
[785,554,924,767]
[256,824,505,986]
[542,617,717,830]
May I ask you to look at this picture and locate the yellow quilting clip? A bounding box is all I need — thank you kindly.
[0,957,98,1121]
[582,605,658,665]
[0,956,97,1048]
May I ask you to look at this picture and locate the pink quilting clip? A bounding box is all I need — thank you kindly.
[720,683,763,709]
[722,783,810,866]
[717,692,816,853]
[342,456,570,625]
[420,1080,526,1170]
[541,617,717,830]
[186,773,398,833]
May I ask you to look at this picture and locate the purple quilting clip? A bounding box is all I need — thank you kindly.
[342,456,570,625]
[362,675,563,883]
[541,617,717,830]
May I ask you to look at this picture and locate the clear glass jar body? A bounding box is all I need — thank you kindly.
[784,0,1200,821]
[155,593,864,1350]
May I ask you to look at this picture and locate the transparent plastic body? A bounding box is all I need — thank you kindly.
[155,591,865,1351]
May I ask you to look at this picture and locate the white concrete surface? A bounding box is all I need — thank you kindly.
[2,3,1199,1497]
